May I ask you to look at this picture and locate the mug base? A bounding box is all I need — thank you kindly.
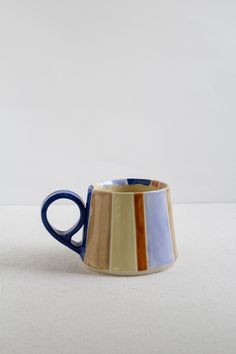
[84,261,175,276]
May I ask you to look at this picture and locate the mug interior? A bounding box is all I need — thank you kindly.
[94,178,168,193]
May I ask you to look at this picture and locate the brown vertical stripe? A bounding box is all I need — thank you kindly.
[166,188,178,259]
[151,180,161,188]
[84,191,112,269]
[134,193,148,271]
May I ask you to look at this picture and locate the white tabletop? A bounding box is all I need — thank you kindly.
[0,204,235,354]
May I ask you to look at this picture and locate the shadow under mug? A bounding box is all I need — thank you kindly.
[41,178,177,276]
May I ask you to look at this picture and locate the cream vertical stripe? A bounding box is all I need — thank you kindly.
[166,188,178,259]
[110,193,137,272]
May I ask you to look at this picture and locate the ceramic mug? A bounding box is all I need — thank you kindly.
[41,178,177,275]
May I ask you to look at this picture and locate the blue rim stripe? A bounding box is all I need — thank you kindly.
[127,178,151,186]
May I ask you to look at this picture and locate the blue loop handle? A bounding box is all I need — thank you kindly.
[41,190,86,258]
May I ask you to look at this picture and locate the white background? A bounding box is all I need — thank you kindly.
[0,0,235,204]
[0,3,236,354]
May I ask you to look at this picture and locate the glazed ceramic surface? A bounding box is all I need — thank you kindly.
[41,178,177,275]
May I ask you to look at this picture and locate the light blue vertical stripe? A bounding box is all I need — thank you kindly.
[144,190,173,268]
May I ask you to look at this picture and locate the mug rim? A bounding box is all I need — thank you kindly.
[92,178,169,195]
